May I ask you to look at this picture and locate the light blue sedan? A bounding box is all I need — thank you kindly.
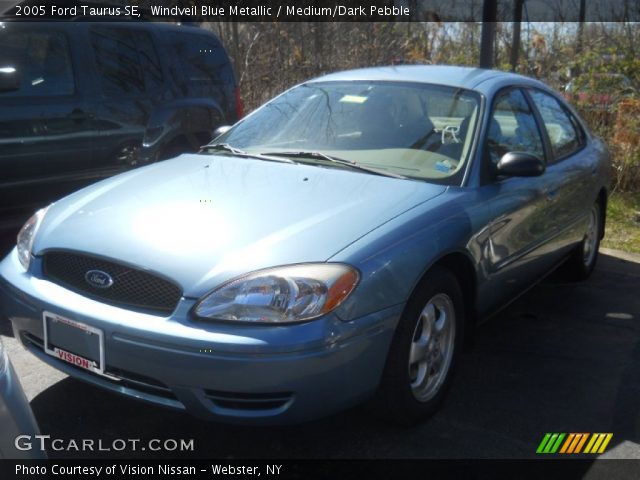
[0,66,611,424]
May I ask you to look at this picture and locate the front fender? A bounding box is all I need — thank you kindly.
[330,189,490,321]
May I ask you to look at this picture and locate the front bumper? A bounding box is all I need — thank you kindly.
[0,248,401,425]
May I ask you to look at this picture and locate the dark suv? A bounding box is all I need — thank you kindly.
[0,21,241,233]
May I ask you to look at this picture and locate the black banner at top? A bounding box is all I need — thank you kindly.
[1,0,639,22]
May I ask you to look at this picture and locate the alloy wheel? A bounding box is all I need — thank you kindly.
[408,293,456,402]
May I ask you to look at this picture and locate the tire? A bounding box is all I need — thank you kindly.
[371,266,464,425]
[564,201,602,281]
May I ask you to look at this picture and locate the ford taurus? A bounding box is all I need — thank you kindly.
[0,66,611,424]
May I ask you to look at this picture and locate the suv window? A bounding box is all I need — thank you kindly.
[135,31,163,91]
[90,27,151,96]
[528,90,583,161]
[486,89,545,166]
[0,29,74,97]
[168,32,234,96]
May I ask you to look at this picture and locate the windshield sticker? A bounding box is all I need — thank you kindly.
[339,95,368,104]
[435,160,455,173]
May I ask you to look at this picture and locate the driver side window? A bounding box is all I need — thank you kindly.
[486,89,545,167]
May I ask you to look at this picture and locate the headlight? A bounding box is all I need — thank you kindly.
[0,338,8,377]
[16,206,50,270]
[194,264,359,324]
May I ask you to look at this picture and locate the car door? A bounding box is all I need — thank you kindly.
[478,87,559,311]
[525,88,593,255]
[85,25,163,177]
[0,23,96,227]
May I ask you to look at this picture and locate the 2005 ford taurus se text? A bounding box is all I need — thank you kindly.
[0,66,611,425]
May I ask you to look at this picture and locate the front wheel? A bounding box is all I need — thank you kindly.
[371,266,464,425]
[564,201,602,281]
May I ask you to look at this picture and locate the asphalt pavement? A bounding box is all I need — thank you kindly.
[1,246,639,461]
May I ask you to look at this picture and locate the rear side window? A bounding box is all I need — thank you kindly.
[528,90,583,161]
[90,27,163,96]
[167,32,234,96]
[0,28,74,97]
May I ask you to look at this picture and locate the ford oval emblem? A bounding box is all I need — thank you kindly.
[85,270,114,289]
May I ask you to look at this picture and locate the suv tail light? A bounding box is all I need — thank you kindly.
[235,87,244,120]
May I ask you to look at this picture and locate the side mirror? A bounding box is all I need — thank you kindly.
[496,152,545,177]
[212,125,232,139]
[0,67,20,93]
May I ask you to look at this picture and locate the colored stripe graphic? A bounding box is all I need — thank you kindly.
[583,433,598,453]
[550,433,565,453]
[597,433,613,453]
[543,433,559,453]
[559,434,575,454]
[536,433,552,453]
[538,433,613,454]
[560,433,588,454]
[584,433,614,454]
[536,433,565,454]
[574,433,589,453]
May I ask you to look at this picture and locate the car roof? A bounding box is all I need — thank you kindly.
[308,65,543,92]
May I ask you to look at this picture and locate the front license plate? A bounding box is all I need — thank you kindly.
[43,311,106,376]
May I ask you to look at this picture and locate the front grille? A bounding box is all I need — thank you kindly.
[42,251,182,315]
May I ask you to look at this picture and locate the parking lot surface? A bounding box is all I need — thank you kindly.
[1,246,639,460]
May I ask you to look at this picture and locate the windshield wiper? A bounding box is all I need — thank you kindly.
[201,143,296,164]
[260,150,407,179]
[201,143,246,155]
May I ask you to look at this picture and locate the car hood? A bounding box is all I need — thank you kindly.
[34,154,445,297]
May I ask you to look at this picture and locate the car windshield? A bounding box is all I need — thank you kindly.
[212,81,481,184]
